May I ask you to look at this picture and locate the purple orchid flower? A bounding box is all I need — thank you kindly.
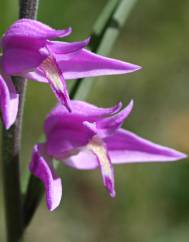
[0,19,141,129]
[29,100,186,211]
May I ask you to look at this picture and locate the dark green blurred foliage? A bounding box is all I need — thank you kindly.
[0,0,189,241]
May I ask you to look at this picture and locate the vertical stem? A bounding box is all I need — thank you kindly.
[2,78,27,242]
[2,1,39,242]
[19,0,39,19]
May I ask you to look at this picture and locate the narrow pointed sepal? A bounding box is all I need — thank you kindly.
[0,74,19,129]
[58,49,142,80]
[97,100,134,135]
[47,37,91,55]
[105,129,187,164]
[29,144,62,211]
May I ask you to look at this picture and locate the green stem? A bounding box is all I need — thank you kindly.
[19,0,39,19]
[70,0,137,100]
[23,175,44,228]
[2,1,39,242]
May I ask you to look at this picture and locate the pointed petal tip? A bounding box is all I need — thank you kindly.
[104,176,116,198]
[115,101,122,112]
[0,75,19,130]
[4,120,12,130]
[117,99,134,120]
[122,63,142,73]
[134,64,143,71]
[67,27,72,34]
[85,36,91,46]
[171,150,187,161]
[59,27,72,38]
[127,99,134,110]
[53,27,72,39]
[160,146,187,162]
[47,177,62,212]
[110,191,116,198]
[106,101,123,115]
[68,27,72,32]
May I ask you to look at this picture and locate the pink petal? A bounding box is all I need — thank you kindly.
[63,149,98,170]
[47,37,90,54]
[29,144,62,211]
[44,101,122,136]
[70,100,122,117]
[0,74,19,129]
[105,129,187,164]
[23,52,141,81]
[2,48,48,75]
[57,49,141,79]
[45,124,95,159]
[2,19,72,49]
[44,101,122,160]
[97,100,134,135]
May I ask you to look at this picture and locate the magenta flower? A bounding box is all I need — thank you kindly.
[0,19,141,129]
[29,100,186,211]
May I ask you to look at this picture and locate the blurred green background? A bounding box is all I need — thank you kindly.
[0,0,189,241]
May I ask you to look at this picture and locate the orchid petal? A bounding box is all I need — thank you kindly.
[47,37,90,54]
[57,49,141,80]
[29,144,62,211]
[63,149,99,170]
[2,48,48,75]
[70,100,122,117]
[45,124,95,159]
[105,129,187,164]
[0,74,18,129]
[44,101,122,136]
[97,100,134,134]
[87,136,116,197]
[44,101,122,164]
[2,19,72,49]
[40,55,71,111]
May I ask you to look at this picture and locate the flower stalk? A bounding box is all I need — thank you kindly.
[2,1,39,242]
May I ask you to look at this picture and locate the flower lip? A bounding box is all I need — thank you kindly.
[87,135,116,197]
[40,54,71,112]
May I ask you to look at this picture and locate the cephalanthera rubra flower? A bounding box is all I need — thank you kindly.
[0,19,141,128]
[29,100,186,211]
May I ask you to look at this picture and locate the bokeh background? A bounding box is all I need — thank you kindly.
[0,0,189,241]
